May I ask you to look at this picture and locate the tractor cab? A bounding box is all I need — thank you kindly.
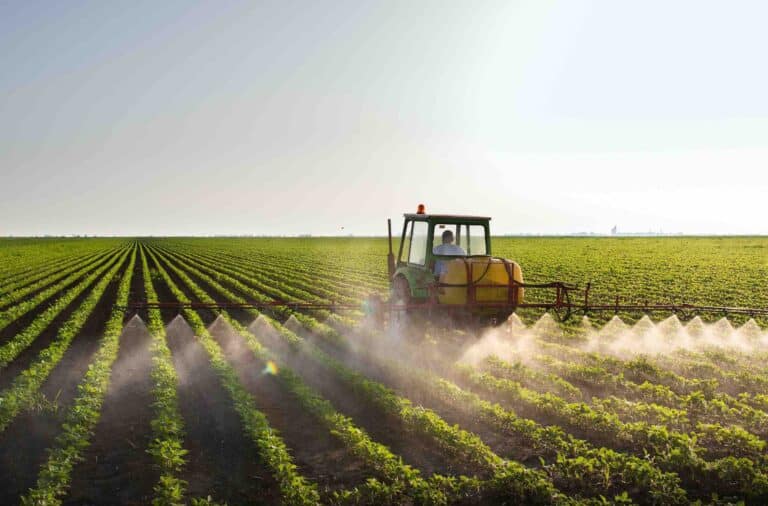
[382,206,524,324]
[393,211,492,301]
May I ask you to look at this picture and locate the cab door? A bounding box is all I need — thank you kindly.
[407,220,429,267]
[395,219,431,299]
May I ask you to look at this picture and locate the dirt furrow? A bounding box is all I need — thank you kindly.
[64,315,157,505]
[0,261,125,504]
[165,315,279,505]
[208,316,371,496]
[247,315,479,479]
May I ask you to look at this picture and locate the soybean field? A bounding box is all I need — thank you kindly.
[1,236,768,505]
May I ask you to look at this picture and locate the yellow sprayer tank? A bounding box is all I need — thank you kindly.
[437,257,524,306]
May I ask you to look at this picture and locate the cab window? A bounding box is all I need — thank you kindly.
[433,223,466,256]
[399,222,412,263]
[408,221,428,265]
[467,224,487,255]
[432,223,487,255]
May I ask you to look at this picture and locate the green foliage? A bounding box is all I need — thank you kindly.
[0,248,131,434]
[0,251,125,368]
[6,236,768,504]
[146,248,321,505]
[22,246,137,504]
[140,244,191,505]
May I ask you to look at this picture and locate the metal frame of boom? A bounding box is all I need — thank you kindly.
[122,279,768,322]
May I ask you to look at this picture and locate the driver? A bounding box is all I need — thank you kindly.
[433,230,466,276]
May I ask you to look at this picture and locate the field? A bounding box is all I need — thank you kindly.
[1,236,768,505]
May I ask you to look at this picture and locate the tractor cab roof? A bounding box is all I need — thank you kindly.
[403,213,491,222]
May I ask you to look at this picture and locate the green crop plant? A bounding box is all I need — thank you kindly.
[145,248,321,506]
[22,246,138,505]
[0,248,130,432]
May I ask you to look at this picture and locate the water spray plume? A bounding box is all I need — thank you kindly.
[736,319,762,342]
[456,311,768,366]
[632,315,655,335]
[460,312,537,366]
[459,327,511,366]
[283,315,303,334]
[206,314,226,331]
[128,313,144,325]
[685,316,705,339]
[711,318,735,340]
[507,313,527,334]
[166,314,189,331]
[657,315,684,336]
[249,314,272,334]
[531,313,562,339]
[599,316,629,339]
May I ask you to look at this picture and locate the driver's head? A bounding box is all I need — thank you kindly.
[441,230,454,244]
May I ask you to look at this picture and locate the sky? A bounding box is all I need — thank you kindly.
[1,0,767,236]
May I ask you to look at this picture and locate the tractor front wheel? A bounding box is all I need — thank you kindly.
[391,276,411,307]
[389,276,415,336]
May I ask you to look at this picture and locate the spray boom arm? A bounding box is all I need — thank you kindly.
[121,280,768,323]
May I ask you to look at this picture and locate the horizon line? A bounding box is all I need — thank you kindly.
[4,233,768,239]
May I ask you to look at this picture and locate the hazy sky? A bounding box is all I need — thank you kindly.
[2,1,767,236]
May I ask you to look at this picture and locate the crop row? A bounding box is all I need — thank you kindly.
[510,353,768,437]
[0,249,111,308]
[0,248,118,333]
[145,247,322,505]
[152,242,371,305]
[183,238,387,287]
[530,338,768,421]
[174,246,364,306]
[0,249,127,369]
[153,239,382,298]
[0,248,130,433]
[152,248,453,503]
[139,245,189,505]
[336,328,687,504]
[165,245,360,312]
[333,322,768,502]
[0,238,129,291]
[154,246,355,345]
[148,246,578,504]
[22,246,138,504]
[0,246,80,283]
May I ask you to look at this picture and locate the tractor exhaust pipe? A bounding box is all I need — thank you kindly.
[387,218,395,278]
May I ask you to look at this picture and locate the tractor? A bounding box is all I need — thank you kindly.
[380,204,530,326]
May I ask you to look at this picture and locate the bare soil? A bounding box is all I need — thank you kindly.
[0,260,124,504]
[208,316,372,497]
[0,253,118,376]
[250,316,481,479]
[165,315,280,505]
[64,315,158,506]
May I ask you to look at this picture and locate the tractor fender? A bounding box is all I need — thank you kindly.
[393,267,434,300]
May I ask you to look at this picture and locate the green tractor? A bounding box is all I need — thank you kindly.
[382,204,526,326]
